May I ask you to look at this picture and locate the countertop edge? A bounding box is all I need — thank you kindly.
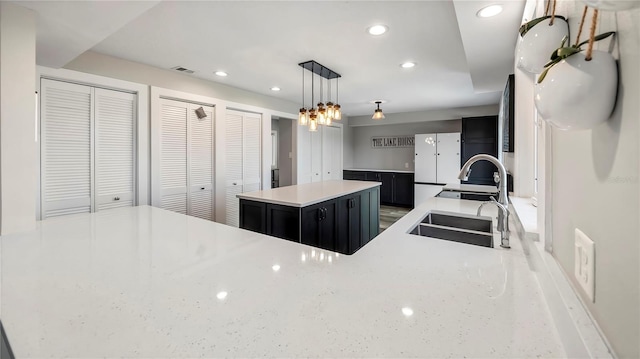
[237,181,381,207]
[344,168,415,174]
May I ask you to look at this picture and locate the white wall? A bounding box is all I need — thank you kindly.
[521,2,640,357]
[350,120,461,171]
[341,116,354,170]
[504,69,536,197]
[65,51,299,115]
[0,3,37,235]
[348,104,498,127]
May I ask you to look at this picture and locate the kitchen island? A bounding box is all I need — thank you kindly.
[0,200,566,358]
[237,180,380,255]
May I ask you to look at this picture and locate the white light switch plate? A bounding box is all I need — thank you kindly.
[574,228,595,302]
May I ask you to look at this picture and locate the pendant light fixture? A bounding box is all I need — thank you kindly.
[299,60,341,131]
[333,77,342,120]
[317,78,326,125]
[298,67,308,126]
[372,101,385,120]
[326,77,335,121]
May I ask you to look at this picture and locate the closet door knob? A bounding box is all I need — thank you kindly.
[201,187,205,190]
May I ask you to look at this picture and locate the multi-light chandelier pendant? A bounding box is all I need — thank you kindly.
[298,60,342,132]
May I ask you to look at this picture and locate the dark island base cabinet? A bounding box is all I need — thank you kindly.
[239,187,380,255]
[344,170,414,208]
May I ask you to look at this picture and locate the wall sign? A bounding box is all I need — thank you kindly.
[371,135,415,148]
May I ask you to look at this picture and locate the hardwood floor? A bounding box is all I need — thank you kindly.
[379,205,411,232]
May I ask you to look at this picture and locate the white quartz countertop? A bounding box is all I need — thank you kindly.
[237,180,380,207]
[442,183,499,193]
[344,168,414,173]
[1,201,565,358]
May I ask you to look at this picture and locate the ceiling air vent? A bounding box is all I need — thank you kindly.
[171,66,195,74]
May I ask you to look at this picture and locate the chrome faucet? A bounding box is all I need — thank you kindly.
[477,196,510,248]
[458,154,511,248]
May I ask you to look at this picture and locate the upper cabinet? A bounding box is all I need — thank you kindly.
[461,116,498,186]
[414,132,460,185]
[40,79,136,219]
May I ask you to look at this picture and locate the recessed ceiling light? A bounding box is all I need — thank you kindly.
[477,4,503,18]
[367,24,388,36]
[271,86,281,91]
[215,71,228,77]
[216,291,228,300]
[401,307,414,317]
[272,264,281,271]
[401,62,416,68]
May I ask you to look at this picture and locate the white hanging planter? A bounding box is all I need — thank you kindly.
[534,50,618,130]
[516,16,570,74]
[580,0,640,11]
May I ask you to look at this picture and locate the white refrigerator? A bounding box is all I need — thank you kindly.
[414,133,461,205]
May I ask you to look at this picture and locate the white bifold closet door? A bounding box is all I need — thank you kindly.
[40,79,135,219]
[94,88,136,211]
[158,98,214,220]
[225,110,262,227]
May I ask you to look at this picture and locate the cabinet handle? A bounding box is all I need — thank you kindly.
[114,197,120,201]
[201,187,205,190]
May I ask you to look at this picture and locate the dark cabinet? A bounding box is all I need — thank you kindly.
[461,116,498,186]
[365,172,380,181]
[239,201,266,233]
[301,199,337,251]
[239,186,380,255]
[379,172,394,204]
[343,170,367,181]
[343,170,414,208]
[337,195,361,254]
[266,204,299,242]
[393,173,414,207]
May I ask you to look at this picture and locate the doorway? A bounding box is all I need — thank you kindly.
[271,116,294,188]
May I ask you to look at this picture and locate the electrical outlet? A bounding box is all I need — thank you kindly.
[574,228,595,302]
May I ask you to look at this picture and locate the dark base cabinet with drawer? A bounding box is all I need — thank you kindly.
[239,187,380,255]
[344,170,414,208]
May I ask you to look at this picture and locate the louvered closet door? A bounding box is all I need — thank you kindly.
[225,111,244,226]
[189,105,214,220]
[94,88,136,211]
[242,113,262,193]
[159,99,188,214]
[41,79,92,218]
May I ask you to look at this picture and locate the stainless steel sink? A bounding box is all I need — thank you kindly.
[436,191,497,202]
[408,210,493,248]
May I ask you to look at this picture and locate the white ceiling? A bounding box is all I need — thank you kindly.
[18,0,525,117]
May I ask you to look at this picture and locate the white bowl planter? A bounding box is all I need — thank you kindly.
[534,50,618,130]
[580,0,640,11]
[516,17,570,74]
